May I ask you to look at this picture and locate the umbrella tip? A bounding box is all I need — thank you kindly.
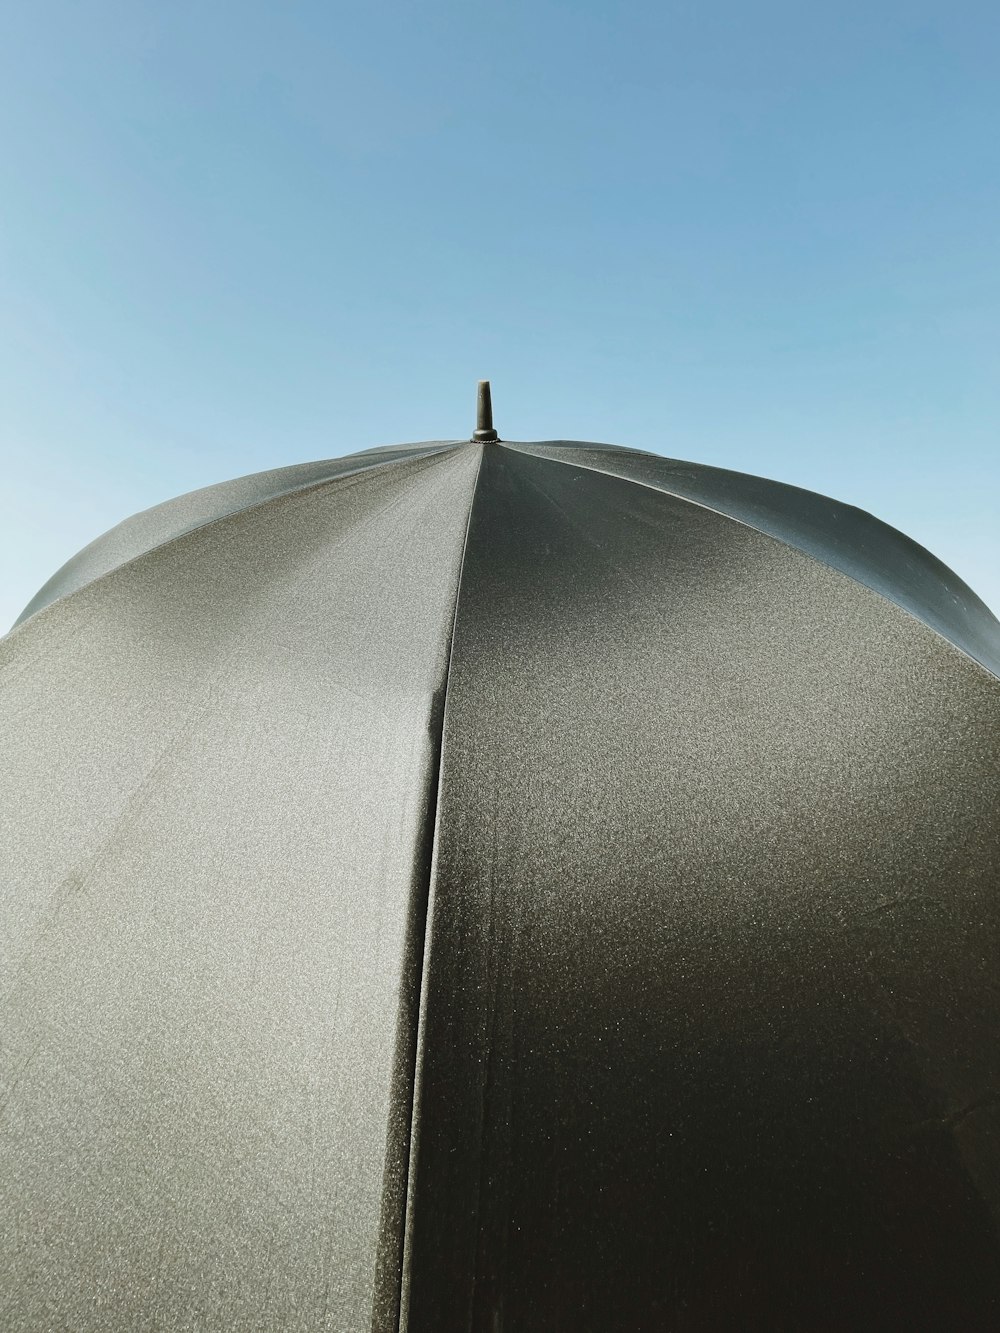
[472,380,499,442]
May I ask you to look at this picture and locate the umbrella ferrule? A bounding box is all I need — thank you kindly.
[472,380,499,442]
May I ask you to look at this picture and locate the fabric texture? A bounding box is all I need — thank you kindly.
[3,438,999,1330]
[404,446,1000,1330]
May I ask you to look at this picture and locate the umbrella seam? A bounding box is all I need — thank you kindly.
[390,442,487,1333]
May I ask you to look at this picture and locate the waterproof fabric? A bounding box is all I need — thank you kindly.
[3,439,1000,1331]
[1,446,481,1332]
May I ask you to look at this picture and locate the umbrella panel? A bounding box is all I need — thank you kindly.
[0,447,480,1333]
[402,445,1000,1330]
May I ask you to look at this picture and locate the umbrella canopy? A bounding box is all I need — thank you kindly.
[3,386,1000,1331]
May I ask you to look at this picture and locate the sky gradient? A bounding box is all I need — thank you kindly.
[1,1,998,630]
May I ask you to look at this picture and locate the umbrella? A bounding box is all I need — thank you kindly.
[3,383,1000,1331]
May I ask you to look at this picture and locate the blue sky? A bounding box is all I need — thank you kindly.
[1,0,998,629]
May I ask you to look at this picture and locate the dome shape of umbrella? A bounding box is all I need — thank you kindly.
[3,387,1000,1331]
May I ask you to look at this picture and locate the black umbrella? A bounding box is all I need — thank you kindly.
[3,384,1000,1331]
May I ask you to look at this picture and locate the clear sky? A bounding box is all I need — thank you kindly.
[1,1,998,631]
